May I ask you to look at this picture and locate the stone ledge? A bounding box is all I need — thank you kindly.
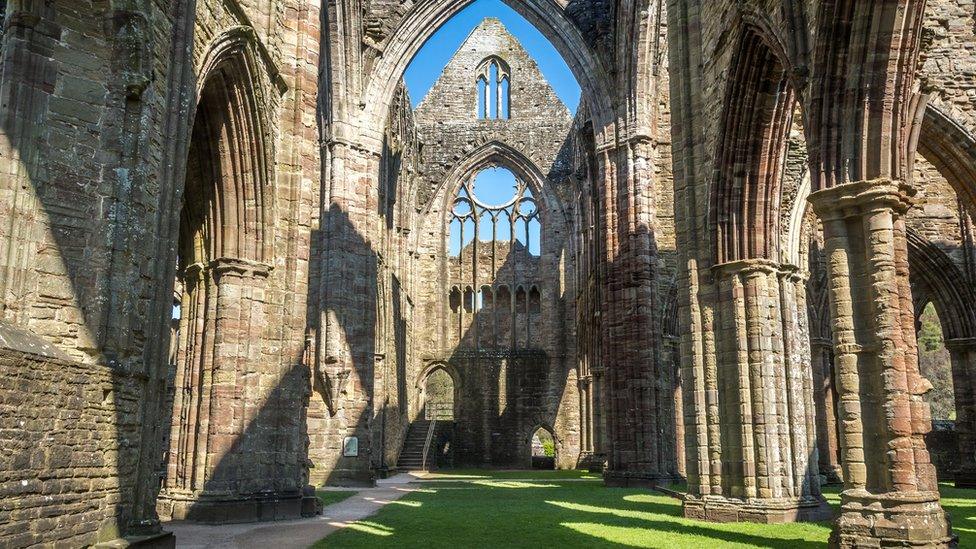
[682,494,834,524]
[0,320,71,361]
[603,470,681,488]
[93,531,175,549]
[157,492,319,524]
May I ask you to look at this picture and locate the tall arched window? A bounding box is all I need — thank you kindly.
[476,57,510,120]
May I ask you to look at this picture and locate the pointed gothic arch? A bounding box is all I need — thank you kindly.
[710,26,797,265]
[345,0,614,146]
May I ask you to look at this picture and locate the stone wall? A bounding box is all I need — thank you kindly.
[0,0,322,539]
[410,18,581,468]
[0,341,142,546]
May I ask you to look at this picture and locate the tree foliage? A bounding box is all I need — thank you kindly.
[917,303,955,421]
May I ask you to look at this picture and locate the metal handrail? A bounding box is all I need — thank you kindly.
[421,416,437,471]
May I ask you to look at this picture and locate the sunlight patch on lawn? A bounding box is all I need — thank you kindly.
[546,500,673,522]
[387,499,423,507]
[343,521,394,536]
[472,480,559,489]
[420,472,491,479]
[622,493,678,505]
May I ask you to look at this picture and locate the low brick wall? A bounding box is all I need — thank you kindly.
[0,347,146,547]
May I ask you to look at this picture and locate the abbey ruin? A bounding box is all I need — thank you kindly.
[1,0,975,547]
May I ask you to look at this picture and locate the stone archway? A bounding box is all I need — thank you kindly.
[349,0,615,144]
[529,425,557,470]
[420,364,459,421]
[157,37,287,522]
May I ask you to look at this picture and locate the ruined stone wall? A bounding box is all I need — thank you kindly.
[921,0,976,132]
[0,0,321,538]
[0,345,145,546]
[0,1,186,541]
[307,82,422,484]
[410,18,580,468]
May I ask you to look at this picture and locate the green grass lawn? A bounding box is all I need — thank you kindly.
[316,490,358,508]
[313,472,976,548]
[417,468,602,480]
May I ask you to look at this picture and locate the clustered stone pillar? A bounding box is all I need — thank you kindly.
[601,139,679,487]
[946,337,976,488]
[159,257,304,522]
[683,259,829,523]
[808,179,954,547]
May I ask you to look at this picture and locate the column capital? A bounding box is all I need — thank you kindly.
[945,337,976,352]
[807,178,915,220]
[210,257,272,280]
[712,258,802,280]
[182,262,208,281]
[776,262,809,283]
[712,258,780,278]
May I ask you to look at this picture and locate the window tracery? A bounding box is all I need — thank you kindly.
[476,57,510,119]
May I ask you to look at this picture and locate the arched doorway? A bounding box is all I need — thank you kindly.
[530,426,556,470]
[424,367,456,421]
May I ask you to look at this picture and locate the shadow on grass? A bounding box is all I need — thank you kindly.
[312,478,976,548]
[312,480,832,548]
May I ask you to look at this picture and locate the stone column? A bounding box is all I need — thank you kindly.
[668,335,686,478]
[809,180,953,547]
[163,263,213,497]
[600,138,677,487]
[682,259,830,523]
[158,257,298,522]
[946,337,976,488]
[809,337,843,482]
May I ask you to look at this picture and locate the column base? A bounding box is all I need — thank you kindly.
[683,494,834,524]
[157,489,320,524]
[821,465,844,485]
[830,489,956,548]
[603,469,680,488]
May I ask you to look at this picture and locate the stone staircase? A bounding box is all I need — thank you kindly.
[397,419,433,470]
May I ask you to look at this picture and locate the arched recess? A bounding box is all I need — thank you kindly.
[187,26,285,264]
[906,230,976,341]
[416,361,461,420]
[710,26,797,265]
[687,23,825,514]
[159,30,281,518]
[349,0,614,145]
[920,105,976,214]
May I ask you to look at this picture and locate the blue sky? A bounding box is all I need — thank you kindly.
[404,0,581,111]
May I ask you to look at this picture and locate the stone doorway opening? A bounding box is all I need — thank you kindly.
[423,367,456,421]
[530,426,555,470]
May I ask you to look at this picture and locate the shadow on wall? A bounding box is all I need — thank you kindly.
[0,3,189,542]
[441,240,568,469]
[305,203,380,487]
